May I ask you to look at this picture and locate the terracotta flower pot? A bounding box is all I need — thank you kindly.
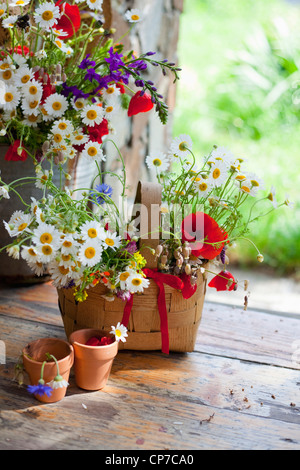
[69,328,119,391]
[22,338,74,403]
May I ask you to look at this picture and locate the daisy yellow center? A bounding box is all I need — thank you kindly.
[105,238,115,246]
[179,141,187,151]
[55,40,62,48]
[29,100,39,109]
[28,248,36,256]
[41,174,48,182]
[63,240,72,248]
[18,223,28,231]
[86,110,97,120]
[212,168,221,179]
[29,86,38,95]
[62,254,71,261]
[58,123,67,130]
[40,232,53,244]
[241,185,250,193]
[0,63,9,70]
[236,174,246,181]
[87,228,97,238]
[21,75,30,83]
[75,135,84,141]
[16,0,25,4]
[4,92,13,102]
[106,106,113,113]
[115,329,122,337]
[42,245,53,255]
[87,146,97,157]
[85,247,96,259]
[199,183,208,191]
[131,278,142,286]
[0,9,4,15]
[131,14,140,20]
[52,101,62,111]
[153,158,162,167]
[3,70,12,80]
[251,179,259,187]
[106,87,114,94]
[119,272,130,282]
[28,114,38,122]
[42,10,54,21]
[59,266,69,275]
[75,101,84,109]
[54,133,62,143]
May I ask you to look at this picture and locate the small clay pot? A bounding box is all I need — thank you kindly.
[22,338,74,403]
[69,328,119,391]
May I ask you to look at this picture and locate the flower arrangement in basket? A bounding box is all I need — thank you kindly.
[0,2,292,354]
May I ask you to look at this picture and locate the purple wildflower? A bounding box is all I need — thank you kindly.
[93,183,113,205]
[124,240,138,254]
[79,54,96,70]
[105,47,124,72]
[85,68,102,83]
[220,246,226,264]
[116,290,132,302]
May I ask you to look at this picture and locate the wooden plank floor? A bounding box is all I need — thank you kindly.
[0,281,299,450]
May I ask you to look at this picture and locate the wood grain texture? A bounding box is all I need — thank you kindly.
[0,282,299,450]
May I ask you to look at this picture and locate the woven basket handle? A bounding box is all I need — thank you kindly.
[133,181,162,269]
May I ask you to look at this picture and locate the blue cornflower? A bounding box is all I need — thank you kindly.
[27,381,53,397]
[93,183,113,205]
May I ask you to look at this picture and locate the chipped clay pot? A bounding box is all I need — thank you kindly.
[69,328,118,391]
[22,337,74,403]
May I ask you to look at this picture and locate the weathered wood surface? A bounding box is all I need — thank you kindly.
[0,282,299,450]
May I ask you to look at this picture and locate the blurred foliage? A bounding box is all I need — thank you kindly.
[174,0,300,276]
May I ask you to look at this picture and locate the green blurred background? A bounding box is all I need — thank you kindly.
[173,0,300,277]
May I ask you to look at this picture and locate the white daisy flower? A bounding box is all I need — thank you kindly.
[80,220,105,241]
[59,253,76,268]
[71,97,87,111]
[7,212,33,237]
[49,129,66,145]
[3,85,21,110]
[236,178,258,197]
[60,233,79,255]
[47,377,69,389]
[23,113,42,127]
[34,243,57,263]
[35,169,51,189]
[125,8,143,23]
[102,84,121,100]
[53,37,68,53]
[116,270,131,290]
[34,2,60,30]
[3,108,17,121]
[194,176,213,198]
[23,80,43,100]
[71,129,89,146]
[78,239,103,267]
[104,101,121,117]
[32,222,60,247]
[110,322,128,343]
[102,230,121,250]
[6,245,20,260]
[267,186,278,208]
[126,271,150,293]
[208,146,235,167]
[0,185,9,199]
[14,66,34,87]
[9,0,30,7]
[208,160,229,188]
[146,152,169,173]
[21,245,40,264]
[64,46,74,57]
[82,141,105,162]
[248,173,264,191]
[21,97,41,116]
[0,4,7,18]
[81,104,104,127]
[0,66,15,84]
[11,53,27,67]
[2,15,18,28]
[27,260,45,276]
[169,134,193,159]
[48,261,72,287]
[44,93,68,117]
[52,27,68,37]
[86,0,103,11]
[35,49,47,60]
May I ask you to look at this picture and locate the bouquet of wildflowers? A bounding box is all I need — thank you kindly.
[0,0,180,164]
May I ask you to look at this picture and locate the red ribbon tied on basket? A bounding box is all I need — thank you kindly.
[121,269,198,354]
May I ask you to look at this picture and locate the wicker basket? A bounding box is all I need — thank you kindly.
[57,181,207,353]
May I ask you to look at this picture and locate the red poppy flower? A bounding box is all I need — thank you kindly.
[181,212,227,259]
[128,91,154,117]
[87,119,109,143]
[208,270,236,291]
[5,140,28,162]
[55,1,81,39]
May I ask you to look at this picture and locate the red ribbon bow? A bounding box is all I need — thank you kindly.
[121,269,197,354]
